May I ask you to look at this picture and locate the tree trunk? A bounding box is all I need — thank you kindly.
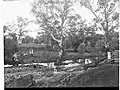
[83,56,107,71]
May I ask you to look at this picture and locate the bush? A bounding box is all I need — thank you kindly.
[95,40,105,51]
[77,43,86,53]
[109,39,119,50]
[86,46,98,53]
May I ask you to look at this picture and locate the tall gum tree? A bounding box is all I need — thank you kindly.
[31,0,76,65]
[79,0,119,46]
[4,16,31,44]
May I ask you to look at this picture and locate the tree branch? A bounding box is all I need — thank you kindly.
[108,6,117,17]
[83,1,99,20]
[50,33,62,43]
[90,9,99,19]
[109,23,119,32]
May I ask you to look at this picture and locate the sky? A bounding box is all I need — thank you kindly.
[2,0,97,38]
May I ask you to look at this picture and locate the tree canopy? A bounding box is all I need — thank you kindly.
[79,0,119,45]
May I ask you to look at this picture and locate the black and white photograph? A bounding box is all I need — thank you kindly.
[3,0,119,88]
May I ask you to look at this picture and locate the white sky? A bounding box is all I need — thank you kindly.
[2,0,96,38]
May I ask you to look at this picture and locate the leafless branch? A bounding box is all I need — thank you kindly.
[108,6,118,17]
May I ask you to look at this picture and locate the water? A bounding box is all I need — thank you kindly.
[4,63,49,68]
[63,60,73,63]
[18,63,50,67]
[4,65,13,67]
[4,60,82,68]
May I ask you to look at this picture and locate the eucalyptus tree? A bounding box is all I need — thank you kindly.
[31,0,77,39]
[4,16,30,44]
[79,0,119,46]
[16,16,30,43]
[31,0,76,64]
[22,35,34,44]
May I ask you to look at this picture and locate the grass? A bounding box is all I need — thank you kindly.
[4,62,119,87]
[69,64,119,87]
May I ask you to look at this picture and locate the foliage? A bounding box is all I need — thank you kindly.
[4,16,30,44]
[4,38,18,58]
[95,39,105,51]
[109,38,119,50]
[22,35,34,43]
[67,14,86,36]
[85,34,103,47]
[4,25,18,59]
[85,43,98,53]
[77,43,86,53]
[34,38,41,44]
[31,0,77,44]
[8,33,18,44]
[80,0,119,44]
[66,33,104,51]
[16,16,30,41]
[31,0,103,51]
[67,34,84,51]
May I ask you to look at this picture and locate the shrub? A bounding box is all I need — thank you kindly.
[86,46,98,53]
[77,43,86,53]
[95,40,105,51]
